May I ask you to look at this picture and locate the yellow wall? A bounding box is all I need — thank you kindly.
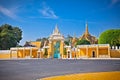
[24,50,30,56]
[0,49,38,59]
[110,50,120,58]
[78,47,111,58]
[1,46,120,59]
[32,50,37,58]
[10,48,39,58]
[87,48,96,57]
[99,48,108,55]
[0,53,10,59]
[80,48,86,57]
[11,53,17,58]
[0,53,17,59]
[78,47,110,58]
[18,50,23,58]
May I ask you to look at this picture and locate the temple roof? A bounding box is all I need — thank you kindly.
[79,22,98,44]
[49,24,64,41]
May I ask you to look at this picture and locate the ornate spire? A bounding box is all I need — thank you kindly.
[53,24,60,35]
[49,24,64,40]
[85,22,89,35]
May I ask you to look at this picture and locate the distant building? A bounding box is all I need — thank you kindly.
[79,22,98,44]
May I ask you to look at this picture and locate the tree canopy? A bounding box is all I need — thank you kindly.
[64,35,73,46]
[98,29,120,46]
[76,39,90,45]
[44,48,48,58]
[0,24,22,50]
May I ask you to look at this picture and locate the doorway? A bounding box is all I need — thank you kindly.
[68,51,70,58]
[92,51,96,58]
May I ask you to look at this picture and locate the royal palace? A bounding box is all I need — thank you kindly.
[0,23,120,59]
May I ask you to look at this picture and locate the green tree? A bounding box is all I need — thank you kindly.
[44,48,48,58]
[98,29,120,47]
[76,39,90,45]
[0,24,22,50]
[64,41,69,46]
[64,48,67,55]
[64,34,73,45]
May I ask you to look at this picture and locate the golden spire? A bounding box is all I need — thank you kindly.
[85,22,89,35]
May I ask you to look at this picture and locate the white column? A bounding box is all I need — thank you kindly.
[112,46,114,49]
[116,46,118,49]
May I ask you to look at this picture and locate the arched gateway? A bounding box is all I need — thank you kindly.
[48,24,64,58]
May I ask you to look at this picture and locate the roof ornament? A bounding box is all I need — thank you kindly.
[53,24,60,35]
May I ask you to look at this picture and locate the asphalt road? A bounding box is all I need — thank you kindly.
[0,59,120,80]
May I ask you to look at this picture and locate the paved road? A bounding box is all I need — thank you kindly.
[0,59,120,80]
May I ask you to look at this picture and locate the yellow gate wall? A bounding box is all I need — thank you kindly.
[110,50,120,58]
[0,53,10,59]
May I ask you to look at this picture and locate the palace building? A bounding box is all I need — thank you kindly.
[0,23,120,59]
[79,22,98,44]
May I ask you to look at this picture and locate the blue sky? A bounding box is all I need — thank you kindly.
[0,0,120,45]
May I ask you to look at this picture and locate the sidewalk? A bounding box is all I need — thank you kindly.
[0,58,120,60]
[62,58,120,60]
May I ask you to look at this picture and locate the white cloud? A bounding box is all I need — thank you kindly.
[39,2,58,19]
[110,0,120,6]
[0,6,17,19]
[111,0,119,4]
